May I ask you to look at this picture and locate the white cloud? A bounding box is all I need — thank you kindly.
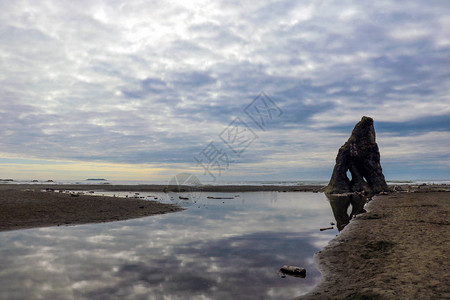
[0,0,449,180]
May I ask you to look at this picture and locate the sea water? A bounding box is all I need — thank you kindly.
[0,192,338,299]
[2,178,449,186]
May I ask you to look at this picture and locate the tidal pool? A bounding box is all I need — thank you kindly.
[0,192,338,299]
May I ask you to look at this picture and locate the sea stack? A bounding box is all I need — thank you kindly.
[325,116,388,195]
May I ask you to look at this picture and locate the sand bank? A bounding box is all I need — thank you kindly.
[299,191,450,299]
[0,189,182,232]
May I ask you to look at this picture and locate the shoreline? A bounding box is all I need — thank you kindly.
[0,184,326,232]
[1,183,447,193]
[0,188,182,232]
[299,191,450,299]
[1,184,448,233]
[0,183,326,193]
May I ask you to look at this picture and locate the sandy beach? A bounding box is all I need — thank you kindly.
[299,190,450,299]
[0,187,182,232]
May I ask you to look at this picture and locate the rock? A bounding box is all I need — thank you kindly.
[325,116,388,195]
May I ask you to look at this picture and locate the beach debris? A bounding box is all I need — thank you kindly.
[325,116,388,195]
[320,226,334,231]
[392,185,403,192]
[206,196,234,199]
[330,221,335,225]
[70,193,80,197]
[279,265,306,278]
[179,196,189,200]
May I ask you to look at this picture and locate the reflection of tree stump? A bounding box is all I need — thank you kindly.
[325,117,388,195]
[326,194,367,231]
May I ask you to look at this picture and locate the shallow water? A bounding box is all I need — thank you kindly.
[0,192,338,299]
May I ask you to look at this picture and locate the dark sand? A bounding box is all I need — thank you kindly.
[0,188,182,232]
[299,191,450,300]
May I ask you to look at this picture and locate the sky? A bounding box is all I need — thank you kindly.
[0,0,449,182]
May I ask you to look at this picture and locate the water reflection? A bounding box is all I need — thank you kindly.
[325,194,367,231]
[0,192,337,299]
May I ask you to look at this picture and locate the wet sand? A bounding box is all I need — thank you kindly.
[0,189,182,232]
[299,191,450,299]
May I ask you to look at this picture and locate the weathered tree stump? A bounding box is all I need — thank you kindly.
[325,116,388,195]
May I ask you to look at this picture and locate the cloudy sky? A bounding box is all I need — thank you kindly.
[0,0,449,182]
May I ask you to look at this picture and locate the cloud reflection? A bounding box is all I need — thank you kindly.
[0,192,337,299]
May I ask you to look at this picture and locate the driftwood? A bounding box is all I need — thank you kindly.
[279,265,306,277]
[320,226,334,231]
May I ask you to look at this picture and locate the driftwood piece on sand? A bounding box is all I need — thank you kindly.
[280,265,306,277]
[320,226,334,231]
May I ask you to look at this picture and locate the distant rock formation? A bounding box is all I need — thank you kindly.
[325,116,388,195]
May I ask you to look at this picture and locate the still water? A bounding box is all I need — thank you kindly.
[0,192,338,300]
